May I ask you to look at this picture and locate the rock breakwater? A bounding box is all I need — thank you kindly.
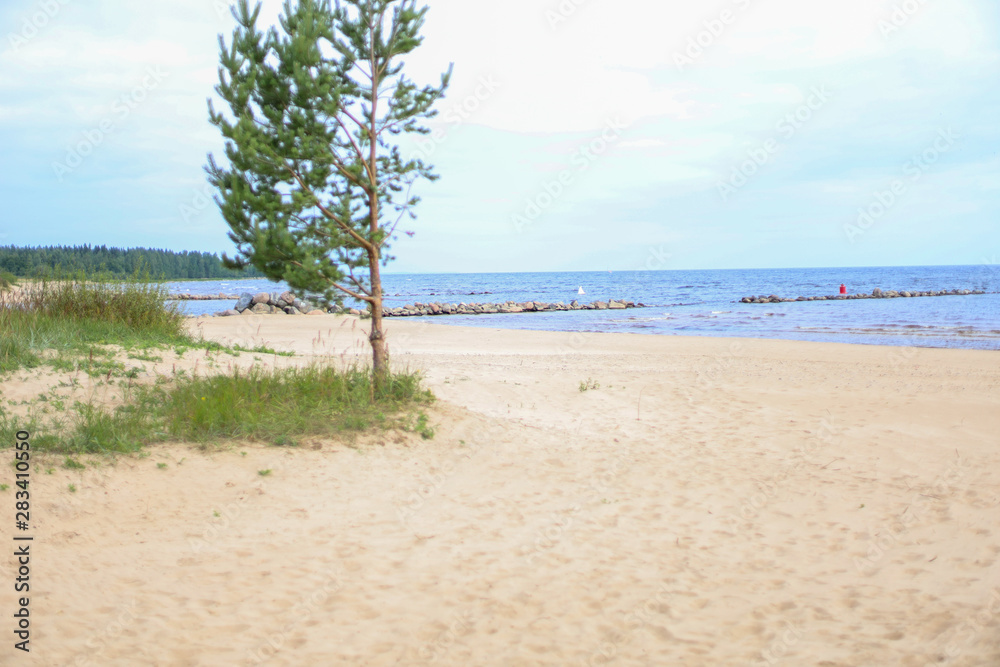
[212,292,649,317]
[741,288,986,304]
[379,299,646,317]
[168,293,241,300]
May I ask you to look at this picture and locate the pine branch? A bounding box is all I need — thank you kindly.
[283,165,374,251]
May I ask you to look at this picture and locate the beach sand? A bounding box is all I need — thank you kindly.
[3,314,1000,665]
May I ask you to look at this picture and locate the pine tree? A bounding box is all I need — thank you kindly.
[207,0,450,382]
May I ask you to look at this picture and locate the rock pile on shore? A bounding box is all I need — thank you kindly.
[741,288,985,304]
[213,291,323,317]
[212,293,648,317]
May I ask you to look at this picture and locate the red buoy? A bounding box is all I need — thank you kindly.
[839,283,847,295]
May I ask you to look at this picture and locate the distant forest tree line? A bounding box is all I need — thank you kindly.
[0,245,264,280]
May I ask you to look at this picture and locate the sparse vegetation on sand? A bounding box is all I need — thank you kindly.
[2,361,433,455]
[0,270,434,454]
[149,363,431,445]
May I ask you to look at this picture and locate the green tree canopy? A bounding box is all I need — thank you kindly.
[0,245,263,280]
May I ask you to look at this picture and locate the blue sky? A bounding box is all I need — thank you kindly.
[1,0,998,273]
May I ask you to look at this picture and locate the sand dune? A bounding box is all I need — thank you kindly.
[3,314,999,665]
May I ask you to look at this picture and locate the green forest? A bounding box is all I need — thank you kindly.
[0,245,264,280]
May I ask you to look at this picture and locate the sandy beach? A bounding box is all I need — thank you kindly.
[3,314,1000,666]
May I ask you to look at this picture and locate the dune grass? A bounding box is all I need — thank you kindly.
[0,269,189,373]
[0,363,432,454]
[14,270,183,330]
[153,363,428,443]
[0,271,16,292]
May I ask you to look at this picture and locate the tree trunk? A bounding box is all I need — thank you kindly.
[367,30,385,391]
[368,249,388,391]
[369,305,387,385]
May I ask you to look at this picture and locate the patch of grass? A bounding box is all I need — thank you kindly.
[0,271,18,292]
[0,413,59,450]
[63,457,86,470]
[18,269,182,329]
[0,484,8,491]
[156,462,168,469]
[176,340,236,357]
[578,378,600,392]
[0,268,192,375]
[50,352,128,378]
[148,363,430,444]
[61,402,154,454]
[232,343,295,357]
[68,484,76,493]
[128,351,162,362]
[0,335,40,373]
[3,363,432,454]
[413,411,435,440]
[258,469,272,477]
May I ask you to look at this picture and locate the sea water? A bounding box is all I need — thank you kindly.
[167,265,1000,350]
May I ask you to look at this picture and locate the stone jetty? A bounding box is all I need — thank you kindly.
[212,292,648,317]
[379,299,645,317]
[168,293,241,301]
[741,288,986,304]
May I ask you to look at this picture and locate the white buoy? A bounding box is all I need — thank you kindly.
[577,286,585,295]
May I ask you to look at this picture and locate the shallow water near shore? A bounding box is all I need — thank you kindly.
[167,264,1000,350]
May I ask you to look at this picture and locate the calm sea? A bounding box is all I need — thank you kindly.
[167,265,1000,350]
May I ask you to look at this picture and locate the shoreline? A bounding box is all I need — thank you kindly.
[189,314,1000,365]
[185,309,1000,352]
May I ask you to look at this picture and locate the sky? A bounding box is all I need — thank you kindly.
[1,0,998,273]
